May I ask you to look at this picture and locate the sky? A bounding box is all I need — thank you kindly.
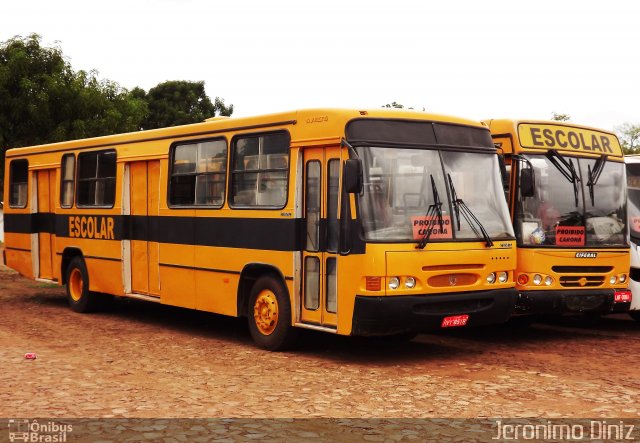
[3,0,640,131]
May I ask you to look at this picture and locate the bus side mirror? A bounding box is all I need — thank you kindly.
[343,159,363,194]
[520,168,535,197]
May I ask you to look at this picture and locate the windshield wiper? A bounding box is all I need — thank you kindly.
[546,149,581,207]
[416,175,445,250]
[447,173,494,247]
[587,154,608,206]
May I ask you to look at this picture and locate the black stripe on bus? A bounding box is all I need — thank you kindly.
[4,213,303,252]
[85,255,122,263]
[5,246,32,253]
[160,262,241,274]
[54,251,122,263]
[157,262,300,280]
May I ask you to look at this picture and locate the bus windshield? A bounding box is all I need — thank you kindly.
[626,162,640,242]
[357,146,514,243]
[516,154,627,247]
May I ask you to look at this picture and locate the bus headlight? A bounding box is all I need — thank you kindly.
[619,274,627,284]
[532,274,542,285]
[487,273,496,284]
[389,277,400,290]
[405,277,416,289]
[498,272,508,283]
[544,276,553,286]
[609,276,617,285]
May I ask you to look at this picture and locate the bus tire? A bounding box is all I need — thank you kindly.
[247,274,297,351]
[65,256,101,313]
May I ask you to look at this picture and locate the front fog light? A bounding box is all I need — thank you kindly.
[533,274,542,285]
[487,273,496,284]
[619,274,627,284]
[610,275,617,285]
[498,272,508,283]
[389,277,400,290]
[544,276,553,286]
[405,277,416,289]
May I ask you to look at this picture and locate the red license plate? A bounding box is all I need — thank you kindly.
[614,290,632,303]
[441,314,469,328]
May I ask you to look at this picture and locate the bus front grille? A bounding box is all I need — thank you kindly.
[552,266,613,274]
[559,276,604,287]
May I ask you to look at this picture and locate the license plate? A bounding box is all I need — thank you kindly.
[441,314,469,328]
[614,290,632,303]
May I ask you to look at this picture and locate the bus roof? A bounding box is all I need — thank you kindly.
[6,108,487,158]
[483,118,623,158]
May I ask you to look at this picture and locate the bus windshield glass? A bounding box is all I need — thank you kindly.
[626,162,640,241]
[516,154,627,247]
[356,146,514,243]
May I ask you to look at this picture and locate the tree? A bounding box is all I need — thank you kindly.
[0,34,147,199]
[139,81,233,130]
[551,112,571,122]
[0,35,233,201]
[382,102,425,111]
[616,122,640,154]
[384,101,405,109]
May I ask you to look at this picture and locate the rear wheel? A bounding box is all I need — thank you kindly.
[247,275,297,351]
[65,256,102,313]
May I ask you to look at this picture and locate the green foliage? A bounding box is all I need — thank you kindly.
[0,35,233,201]
[615,122,640,155]
[0,34,147,199]
[382,102,425,111]
[384,101,405,109]
[139,81,233,130]
[551,112,571,122]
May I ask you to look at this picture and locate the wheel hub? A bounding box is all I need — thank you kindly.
[69,268,83,302]
[253,290,278,335]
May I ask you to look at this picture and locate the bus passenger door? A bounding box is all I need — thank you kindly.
[36,169,56,280]
[300,147,341,329]
[129,161,161,296]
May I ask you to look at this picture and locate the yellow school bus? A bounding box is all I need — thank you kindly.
[3,108,518,350]
[484,119,630,316]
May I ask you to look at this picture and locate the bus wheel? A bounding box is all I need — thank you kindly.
[247,275,297,351]
[66,257,100,313]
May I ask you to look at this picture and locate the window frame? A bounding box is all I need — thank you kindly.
[8,159,29,209]
[228,130,291,210]
[167,137,229,209]
[60,153,76,209]
[75,149,117,209]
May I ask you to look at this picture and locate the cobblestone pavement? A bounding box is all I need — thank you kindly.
[1,262,639,426]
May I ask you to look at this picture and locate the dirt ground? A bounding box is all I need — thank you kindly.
[1,250,639,423]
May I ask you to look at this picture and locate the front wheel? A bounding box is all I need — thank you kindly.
[65,256,103,313]
[247,275,297,351]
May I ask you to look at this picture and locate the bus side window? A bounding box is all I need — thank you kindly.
[77,150,117,207]
[9,159,29,208]
[230,132,290,208]
[60,154,75,208]
[169,139,228,207]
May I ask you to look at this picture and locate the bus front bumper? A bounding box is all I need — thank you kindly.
[515,289,630,315]
[350,288,517,336]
